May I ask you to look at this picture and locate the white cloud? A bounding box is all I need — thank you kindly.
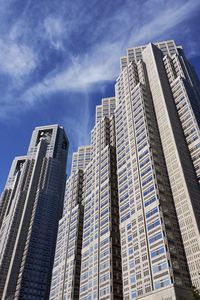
[21,0,200,104]
[126,0,200,46]
[23,42,119,103]
[0,39,37,78]
[44,16,66,50]
[0,0,200,111]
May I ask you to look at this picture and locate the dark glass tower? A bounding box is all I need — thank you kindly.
[0,125,68,299]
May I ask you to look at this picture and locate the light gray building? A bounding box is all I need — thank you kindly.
[115,40,200,299]
[50,146,90,300]
[0,125,68,300]
[79,114,122,300]
[50,98,123,300]
[71,146,93,174]
[50,40,200,300]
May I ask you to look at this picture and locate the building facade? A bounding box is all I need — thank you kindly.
[50,40,200,300]
[0,125,68,300]
[50,147,89,300]
[115,40,200,299]
[50,98,123,300]
[79,115,122,300]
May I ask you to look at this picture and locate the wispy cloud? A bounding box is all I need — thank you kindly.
[60,90,92,153]
[0,0,200,189]
[23,41,119,103]
[127,0,200,45]
[44,16,66,50]
[0,38,37,78]
[20,0,200,103]
[0,0,200,117]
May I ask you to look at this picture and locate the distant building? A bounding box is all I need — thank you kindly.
[0,125,68,299]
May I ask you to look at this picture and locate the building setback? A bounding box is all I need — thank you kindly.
[50,151,87,299]
[50,98,123,300]
[50,40,200,300]
[0,125,68,300]
[53,40,200,299]
[79,115,122,299]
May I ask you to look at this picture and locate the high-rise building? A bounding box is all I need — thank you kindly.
[95,97,116,124]
[50,98,123,300]
[50,146,91,300]
[50,40,200,300]
[71,146,93,173]
[0,125,68,300]
[79,111,122,300]
[115,40,200,299]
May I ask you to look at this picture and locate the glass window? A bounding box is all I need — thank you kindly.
[131,291,137,299]
[144,196,157,207]
[143,185,155,196]
[146,207,158,219]
[155,277,170,289]
[149,232,162,244]
[130,275,136,284]
[153,261,168,274]
[147,219,160,231]
[128,235,132,242]
[128,248,134,255]
[151,246,165,258]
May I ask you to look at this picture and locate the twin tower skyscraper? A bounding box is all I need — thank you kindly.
[0,40,200,300]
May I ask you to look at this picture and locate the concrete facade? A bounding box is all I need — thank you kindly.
[50,40,200,300]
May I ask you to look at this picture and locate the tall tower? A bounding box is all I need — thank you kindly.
[50,146,91,300]
[115,40,200,299]
[50,40,200,300]
[50,98,123,300]
[0,125,68,299]
[79,113,122,300]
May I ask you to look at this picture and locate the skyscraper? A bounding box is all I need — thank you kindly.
[50,146,91,300]
[50,40,200,300]
[0,125,68,299]
[115,40,200,299]
[50,98,123,300]
[79,112,122,300]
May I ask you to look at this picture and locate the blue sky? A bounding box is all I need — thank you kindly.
[0,0,200,192]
